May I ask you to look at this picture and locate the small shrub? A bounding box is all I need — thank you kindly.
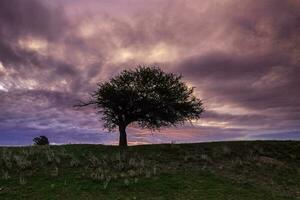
[33,136,49,145]
[221,146,231,155]
[88,154,99,168]
[128,170,136,177]
[153,165,157,175]
[124,178,130,186]
[45,150,55,163]
[2,171,10,180]
[103,179,110,189]
[14,155,31,170]
[54,156,61,165]
[91,167,106,181]
[129,158,136,167]
[145,170,151,178]
[2,158,13,170]
[51,166,59,177]
[70,156,80,167]
[200,154,209,161]
[19,176,26,185]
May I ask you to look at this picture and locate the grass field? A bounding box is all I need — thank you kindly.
[0,141,299,199]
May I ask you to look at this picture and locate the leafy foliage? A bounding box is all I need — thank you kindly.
[78,66,204,131]
[33,136,49,145]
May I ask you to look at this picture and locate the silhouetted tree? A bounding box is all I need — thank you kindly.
[75,66,204,147]
[33,136,49,145]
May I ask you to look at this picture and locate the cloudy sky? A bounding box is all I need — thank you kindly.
[0,0,299,145]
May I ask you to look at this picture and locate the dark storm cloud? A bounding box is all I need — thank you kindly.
[0,0,86,96]
[0,90,78,126]
[0,0,68,65]
[0,0,92,93]
[232,0,300,40]
[177,51,300,109]
[175,50,300,135]
[0,0,66,38]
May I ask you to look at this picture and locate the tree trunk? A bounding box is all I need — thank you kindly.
[119,125,127,147]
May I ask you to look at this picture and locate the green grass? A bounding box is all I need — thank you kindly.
[0,141,299,199]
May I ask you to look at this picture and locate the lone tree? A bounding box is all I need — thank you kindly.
[76,66,204,147]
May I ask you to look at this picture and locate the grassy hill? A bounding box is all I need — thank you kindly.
[0,141,299,200]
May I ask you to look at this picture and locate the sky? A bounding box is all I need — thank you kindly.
[0,0,300,145]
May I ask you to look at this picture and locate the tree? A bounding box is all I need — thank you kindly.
[33,135,49,145]
[75,66,204,147]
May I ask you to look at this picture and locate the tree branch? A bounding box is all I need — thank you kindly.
[73,100,96,108]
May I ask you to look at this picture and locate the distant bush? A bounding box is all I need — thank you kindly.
[33,136,49,145]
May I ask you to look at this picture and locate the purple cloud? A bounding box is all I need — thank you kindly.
[0,0,299,145]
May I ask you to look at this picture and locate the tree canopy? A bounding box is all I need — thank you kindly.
[76,66,204,146]
[33,135,49,145]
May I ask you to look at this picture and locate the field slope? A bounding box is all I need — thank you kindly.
[0,141,299,200]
